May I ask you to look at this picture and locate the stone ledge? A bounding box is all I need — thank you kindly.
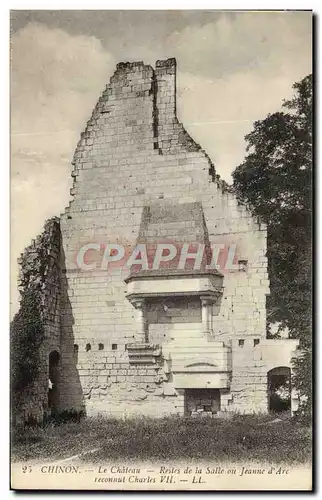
[126,343,161,365]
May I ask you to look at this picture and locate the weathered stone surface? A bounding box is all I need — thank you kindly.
[14,57,299,422]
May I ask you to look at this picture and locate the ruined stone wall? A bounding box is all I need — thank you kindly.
[59,58,270,416]
[13,218,62,422]
[229,338,299,413]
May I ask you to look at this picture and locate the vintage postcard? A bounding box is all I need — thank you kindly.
[10,10,313,491]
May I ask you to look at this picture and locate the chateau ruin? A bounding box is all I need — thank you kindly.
[15,58,300,421]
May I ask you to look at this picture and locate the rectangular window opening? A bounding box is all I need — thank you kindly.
[238,259,248,271]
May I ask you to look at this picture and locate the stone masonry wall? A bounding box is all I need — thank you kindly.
[59,58,270,416]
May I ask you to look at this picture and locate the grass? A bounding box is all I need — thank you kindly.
[11,413,312,465]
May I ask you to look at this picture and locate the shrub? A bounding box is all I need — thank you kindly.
[11,415,311,464]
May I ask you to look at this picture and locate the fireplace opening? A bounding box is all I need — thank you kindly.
[184,389,220,417]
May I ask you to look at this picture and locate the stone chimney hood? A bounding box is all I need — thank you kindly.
[124,200,224,303]
[125,268,223,303]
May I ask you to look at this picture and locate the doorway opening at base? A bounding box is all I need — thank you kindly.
[267,366,291,413]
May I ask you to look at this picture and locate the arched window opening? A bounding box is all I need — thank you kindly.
[48,350,60,413]
[98,343,104,350]
[86,343,91,352]
[267,366,291,413]
[73,344,79,363]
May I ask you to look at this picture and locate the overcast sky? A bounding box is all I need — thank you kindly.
[10,10,312,312]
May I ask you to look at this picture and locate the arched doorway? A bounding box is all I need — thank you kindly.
[48,350,60,414]
[267,366,291,413]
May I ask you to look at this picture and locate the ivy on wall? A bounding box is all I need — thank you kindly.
[11,217,60,416]
[11,289,44,411]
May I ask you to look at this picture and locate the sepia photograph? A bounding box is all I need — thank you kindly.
[10,9,313,491]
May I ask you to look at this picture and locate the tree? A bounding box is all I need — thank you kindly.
[232,74,312,414]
